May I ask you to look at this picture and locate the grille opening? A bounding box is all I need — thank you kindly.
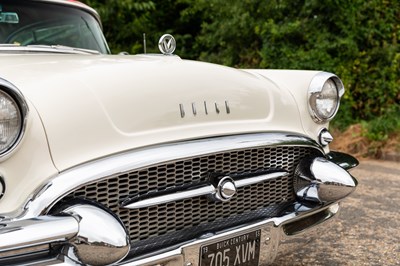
[66,146,320,245]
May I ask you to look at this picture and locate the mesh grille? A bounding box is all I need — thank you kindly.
[68,146,319,243]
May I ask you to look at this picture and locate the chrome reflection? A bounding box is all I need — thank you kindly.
[319,128,333,146]
[326,151,359,170]
[294,157,357,203]
[216,176,237,201]
[58,200,130,266]
[158,34,176,55]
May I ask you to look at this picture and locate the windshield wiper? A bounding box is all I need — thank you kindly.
[0,44,20,47]
[27,45,100,54]
[0,44,100,54]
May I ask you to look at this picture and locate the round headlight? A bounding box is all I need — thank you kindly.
[0,79,28,158]
[308,73,344,123]
[0,91,22,153]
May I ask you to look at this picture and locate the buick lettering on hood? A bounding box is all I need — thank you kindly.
[0,1,358,265]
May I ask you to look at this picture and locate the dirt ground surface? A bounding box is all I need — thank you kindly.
[271,160,400,266]
[330,125,400,162]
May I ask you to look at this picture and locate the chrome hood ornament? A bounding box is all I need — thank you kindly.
[158,34,176,55]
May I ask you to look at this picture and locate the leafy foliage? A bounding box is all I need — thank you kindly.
[83,0,399,137]
[84,0,156,54]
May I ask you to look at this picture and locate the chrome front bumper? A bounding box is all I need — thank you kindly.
[11,202,339,266]
[0,202,342,266]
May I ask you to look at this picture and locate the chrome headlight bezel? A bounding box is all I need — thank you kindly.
[0,78,29,160]
[308,72,344,123]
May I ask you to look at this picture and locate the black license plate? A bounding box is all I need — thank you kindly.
[199,229,261,266]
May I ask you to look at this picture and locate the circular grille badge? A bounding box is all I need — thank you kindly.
[217,176,237,201]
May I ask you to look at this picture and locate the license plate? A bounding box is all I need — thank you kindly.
[199,229,261,266]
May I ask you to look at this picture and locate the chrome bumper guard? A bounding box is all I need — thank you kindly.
[0,132,358,266]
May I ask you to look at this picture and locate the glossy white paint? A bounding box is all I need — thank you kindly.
[246,70,331,140]
[0,101,58,213]
[0,53,325,213]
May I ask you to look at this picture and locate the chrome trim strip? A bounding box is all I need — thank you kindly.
[3,133,323,221]
[0,244,50,260]
[235,171,287,188]
[191,103,197,116]
[122,171,288,209]
[215,102,220,114]
[0,78,29,161]
[225,100,230,114]
[179,104,185,118]
[123,185,215,209]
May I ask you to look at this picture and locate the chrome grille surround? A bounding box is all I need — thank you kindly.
[69,146,319,243]
[1,133,324,256]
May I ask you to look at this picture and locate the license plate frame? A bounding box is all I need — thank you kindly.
[199,229,261,266]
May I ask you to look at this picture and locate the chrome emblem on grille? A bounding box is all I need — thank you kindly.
[158,34,176,55]
[216,176,237,201]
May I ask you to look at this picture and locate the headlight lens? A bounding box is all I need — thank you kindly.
[0,78,28,159]
[308,73,344,123]
[0,90,22,154]
[310,79,338,119]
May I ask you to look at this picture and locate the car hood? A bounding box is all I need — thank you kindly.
[0,54,314,170]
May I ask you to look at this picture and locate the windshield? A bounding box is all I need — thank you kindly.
[0,0,109,54]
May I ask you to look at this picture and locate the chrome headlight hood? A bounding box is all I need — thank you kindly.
[244,70,343,143]
[308,72,344,123]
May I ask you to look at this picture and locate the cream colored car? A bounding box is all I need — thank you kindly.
[0,1,358,265]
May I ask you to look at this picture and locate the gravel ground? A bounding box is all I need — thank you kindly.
[271,160,400,266]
